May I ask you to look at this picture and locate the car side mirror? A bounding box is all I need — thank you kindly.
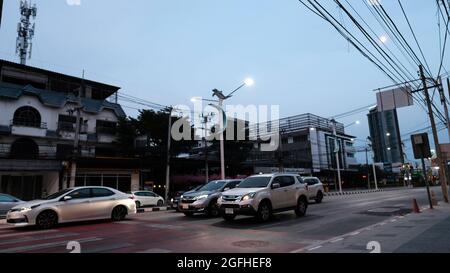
[272,183,280,189]
[62,195,72,202]
[223,187,230,192]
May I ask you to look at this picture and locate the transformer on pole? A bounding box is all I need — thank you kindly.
[16,0,37,65]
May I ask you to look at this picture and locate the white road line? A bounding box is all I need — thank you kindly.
[0,229,57,239]
[0,237,102,253]
[349,231,360,236]
[307,245,323,251]
[330,238,344,243]
[0,232,79,246]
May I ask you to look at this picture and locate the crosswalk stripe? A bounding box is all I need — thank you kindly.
[0,237,102,253]
[0,232,79,246]
[0,229,56,239]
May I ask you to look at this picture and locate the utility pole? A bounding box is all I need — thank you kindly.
[365,146,370,189]
[367,137,378,190]
[164,107,173,204]
[438,77,450,140]
[200,113,212,183]
[16,0,36,65]
[68,70,84,189]
[419,65,449,203]
[331,119,342,193]
[278,129,285,173]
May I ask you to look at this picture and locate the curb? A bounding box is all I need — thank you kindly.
[324,189,384,197]
[137,206,173,213]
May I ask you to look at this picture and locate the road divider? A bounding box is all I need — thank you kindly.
[325,189,384,196]
[137,206,173,213]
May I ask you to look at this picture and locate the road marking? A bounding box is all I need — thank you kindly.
[137,248,172,253]
[84,243,133,253]
[390,219,397,223]
[330,238,344,243]
[0,229,56,239]
[0,232,79,246]
[307,245,323,251]
[349,231,360,236]
[0,237,102,253]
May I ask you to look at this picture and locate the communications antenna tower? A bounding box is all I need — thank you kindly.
[16,0,37,65]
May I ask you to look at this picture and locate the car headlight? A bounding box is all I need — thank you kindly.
[180,195,184,199]
[14,204,40,212]
[170,198,174,203]
[195,195,209,201]
[241,192,257,201]
[218,196,223,202]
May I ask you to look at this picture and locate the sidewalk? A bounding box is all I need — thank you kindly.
[306,202,450,253]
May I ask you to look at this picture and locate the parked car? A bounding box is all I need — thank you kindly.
[179,180,241,217]
[218,174,309,222]
[129,191,164,208]
[302,177,325,203]
[6,187,136,229]
[0,193,24,218]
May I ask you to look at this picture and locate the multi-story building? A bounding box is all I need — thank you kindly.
[367,107,404,164]
[0,59,139,200]
[246,113,357,177]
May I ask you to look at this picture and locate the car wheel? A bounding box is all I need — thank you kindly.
[157,200,164,207]
[111,206,127,221]
[315,191,323,204]
[223,214,236,221]
[36,210,58,229]
[295,197,308,217]
[207,201,219,217]
[184,212,194,217]
[257,201,272,222]
[135,201,141,208]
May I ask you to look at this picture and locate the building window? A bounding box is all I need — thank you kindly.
[58,115,83,132]
[10,138,39,159]
[96,120,117,135]
[347,153,355,158]
[74,174,131,192]
[13,106,42,128]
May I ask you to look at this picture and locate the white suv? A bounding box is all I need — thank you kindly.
[302,177,325,203]
[218,174,309,222]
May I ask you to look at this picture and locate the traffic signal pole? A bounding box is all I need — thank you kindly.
[419,65,449,203]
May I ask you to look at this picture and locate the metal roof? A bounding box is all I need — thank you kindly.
[0,81,126,117]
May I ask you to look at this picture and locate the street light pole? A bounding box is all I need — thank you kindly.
[210,78,254,180]
[164,107,173,204]
[331,119,342,194]
[219,98,225,180]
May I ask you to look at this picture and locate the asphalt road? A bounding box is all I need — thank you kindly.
[0,187,443,253]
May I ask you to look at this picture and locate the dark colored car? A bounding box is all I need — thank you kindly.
[179,179,242,217]
[170,185,202,211]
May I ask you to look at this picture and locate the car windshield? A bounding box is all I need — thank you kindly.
[197,181,226,191]
[238,177,272,188]
[44,188,73,200]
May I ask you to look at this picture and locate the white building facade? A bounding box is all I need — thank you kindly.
[0,60,139,200]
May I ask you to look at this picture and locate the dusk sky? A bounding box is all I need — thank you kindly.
[0,0,448,162]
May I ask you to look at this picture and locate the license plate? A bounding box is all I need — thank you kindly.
[225,208,234,215]
[182,204,189,210]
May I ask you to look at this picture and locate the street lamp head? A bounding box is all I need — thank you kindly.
[355,120,360,125]
[212,89,227,100]
[191,97,200,103]
[244,78,254,87]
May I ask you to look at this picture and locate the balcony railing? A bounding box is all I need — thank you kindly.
[11,119,47,129]
[57,122,88,133]
[96,126,117,135]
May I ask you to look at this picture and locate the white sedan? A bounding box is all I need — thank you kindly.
[6,186,136,229]
[303,177,325,203]
[129,191,165,208]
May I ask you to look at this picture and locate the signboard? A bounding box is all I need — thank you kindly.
[411,133,432,159]
[377,86,413,112]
